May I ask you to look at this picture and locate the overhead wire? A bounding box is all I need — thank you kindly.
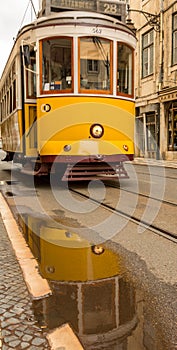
[20,0,38,30]
[92,36,110,79]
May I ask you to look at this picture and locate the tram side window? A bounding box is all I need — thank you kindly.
[0,60,17,122]
[12,61,16,111]
[41,38,72,92]
[79,37,112,93]
[13,80,16,110]
[117,44,133,97]
[0,93,2,122]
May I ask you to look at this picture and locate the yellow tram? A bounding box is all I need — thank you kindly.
[0,5,136,181]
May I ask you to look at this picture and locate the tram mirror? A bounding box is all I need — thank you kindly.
[23,45,30,67]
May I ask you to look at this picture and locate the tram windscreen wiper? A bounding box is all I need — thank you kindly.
[92,37,110,79]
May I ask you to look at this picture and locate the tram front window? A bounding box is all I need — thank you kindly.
[79,37,112,93]
[41,37,72,92]
[117,44,133,97]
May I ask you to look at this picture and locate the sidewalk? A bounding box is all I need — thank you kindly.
[0,193,51,349]
[133,157,177,168]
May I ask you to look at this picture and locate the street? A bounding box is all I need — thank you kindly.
[0,155,177,349]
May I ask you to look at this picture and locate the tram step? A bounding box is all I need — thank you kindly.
[62,163,129,181]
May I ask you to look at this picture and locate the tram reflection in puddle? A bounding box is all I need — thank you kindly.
[19,214,137,349]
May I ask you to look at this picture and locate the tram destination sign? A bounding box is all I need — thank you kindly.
[51,0,126,17]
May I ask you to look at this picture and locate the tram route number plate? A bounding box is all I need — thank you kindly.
[51,0,126,16]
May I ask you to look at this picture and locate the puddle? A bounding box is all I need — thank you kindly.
[18,214,175,350]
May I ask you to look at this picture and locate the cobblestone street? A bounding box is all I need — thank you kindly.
[0,218,50,349]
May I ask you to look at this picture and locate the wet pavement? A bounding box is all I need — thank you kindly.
[0,203,176,350]
[0,155,177,349]
[7,212,177,350]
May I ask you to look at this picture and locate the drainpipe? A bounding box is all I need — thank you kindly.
[157,0,164,159]
[158,0,166,159]
[158,0,164,90]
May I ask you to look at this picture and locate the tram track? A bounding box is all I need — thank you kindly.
[132,171,177,181]
[69,187,177,244]
[104,181,177,207]
[3,167,177,243]
[127,165,177,180]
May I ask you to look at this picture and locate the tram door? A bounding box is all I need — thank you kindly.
[21,44,37,157]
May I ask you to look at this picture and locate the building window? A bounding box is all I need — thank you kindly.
[87,59,99,73]
[142,29,154,77]
[168,103,177,151]
[172,13,177,65]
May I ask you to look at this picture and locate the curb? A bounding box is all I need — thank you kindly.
[0,192,52,299]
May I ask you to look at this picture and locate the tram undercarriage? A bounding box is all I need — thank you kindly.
[13,154,131,181]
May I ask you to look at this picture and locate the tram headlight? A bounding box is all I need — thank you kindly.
[91,245,105,255]
[90,124,104,138]
[45,266,55,274]
[64,144,71,152]
[123,144,129,151]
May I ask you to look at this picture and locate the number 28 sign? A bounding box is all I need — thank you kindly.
[55,0,126,16]
[101,1,125,15]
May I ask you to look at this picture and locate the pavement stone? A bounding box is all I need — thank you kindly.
[0,213,50,349]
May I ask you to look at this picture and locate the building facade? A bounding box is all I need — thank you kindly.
[129,0,177,160]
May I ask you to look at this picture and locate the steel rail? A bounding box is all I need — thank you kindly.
[127,164,177,180]
[70,188,177,244]
[104,181,177,207]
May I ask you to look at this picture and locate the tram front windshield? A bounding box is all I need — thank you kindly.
[40,36,133,97]
[42,38,72,91]
[79,37,111,92]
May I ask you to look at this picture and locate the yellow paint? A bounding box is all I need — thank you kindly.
[1,96,134,160]
[39,226,121,281]
[18,110,23,153]
[24,103,38,157]
[40,139,134,156]
[37,96,135,156]
[38,96,134,115]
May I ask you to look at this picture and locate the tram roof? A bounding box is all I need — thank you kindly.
[0,10,136,78]
[16,10,136,38]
